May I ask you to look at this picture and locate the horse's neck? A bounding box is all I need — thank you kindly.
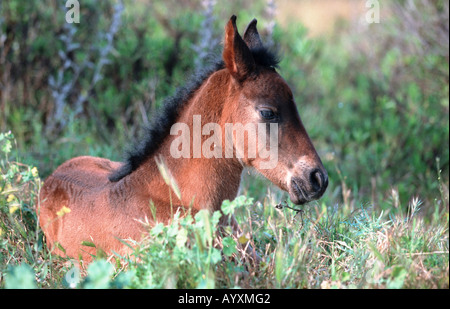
[125,70,244,214]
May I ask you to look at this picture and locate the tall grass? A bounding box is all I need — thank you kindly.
[1,132,448,288]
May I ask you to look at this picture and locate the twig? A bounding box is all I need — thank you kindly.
[192,0,219,70]
[405,251,449,256]
[275,200,304,227]
[47,1,124,135]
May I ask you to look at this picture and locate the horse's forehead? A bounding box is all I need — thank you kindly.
[244,71,292,101]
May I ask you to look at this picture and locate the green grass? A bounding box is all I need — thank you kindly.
[0,132,448,289]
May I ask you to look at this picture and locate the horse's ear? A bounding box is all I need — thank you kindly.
[243,19,263,50]
[223,15,255,81]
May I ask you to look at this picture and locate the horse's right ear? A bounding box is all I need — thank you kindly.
[223,15,255,81]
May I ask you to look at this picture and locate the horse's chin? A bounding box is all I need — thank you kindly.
[289,177,318,205]
[288,189,308,205]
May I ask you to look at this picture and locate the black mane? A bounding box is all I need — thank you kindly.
[109,47,279,182]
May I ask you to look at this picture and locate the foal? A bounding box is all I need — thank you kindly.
[37,16,328,262]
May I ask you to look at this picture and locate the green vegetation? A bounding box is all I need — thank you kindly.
[0,0,448,288]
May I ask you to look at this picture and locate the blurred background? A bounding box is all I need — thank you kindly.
[0,0,448,215]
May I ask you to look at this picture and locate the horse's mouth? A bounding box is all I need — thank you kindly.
[289,178,309,205]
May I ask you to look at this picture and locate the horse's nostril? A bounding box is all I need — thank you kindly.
[314,172,322,188]
[310,169,326,194]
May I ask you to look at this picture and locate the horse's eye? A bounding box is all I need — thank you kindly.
[260,109,276,120]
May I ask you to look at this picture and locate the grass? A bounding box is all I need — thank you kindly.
[0,132,448,289]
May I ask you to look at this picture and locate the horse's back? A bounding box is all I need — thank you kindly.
[39,155,122,216]
[50,156,120,188]
[38,156,123,259]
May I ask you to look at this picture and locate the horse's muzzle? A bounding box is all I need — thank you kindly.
[289,169,328,205]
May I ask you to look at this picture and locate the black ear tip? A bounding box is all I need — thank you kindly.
[230,15,237,22]
[245,18,258,33]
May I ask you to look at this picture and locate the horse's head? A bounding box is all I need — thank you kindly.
[222,16,328,205]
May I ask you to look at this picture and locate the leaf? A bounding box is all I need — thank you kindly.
[221,196,254,215]
[176,228,188,248]
[55,242,66,254]
[5,264,36,289]
[83,260,114,289]
[386,266,407,289]
[238,235,249,245]
[341,272,351,282]
[81,241,96,248]
[9,204,19,214]
[1,138,12,154]
[274,248,284,287]
[210,248,222,264]
[31,167,39,178]
[368,242,384,263]
[222,236,237,257]
[166,223,179,238]
[150,223,164,236]
[221,200,233,215]
[211,210,222,228]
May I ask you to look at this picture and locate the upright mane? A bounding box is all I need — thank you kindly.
[109,46,279,182]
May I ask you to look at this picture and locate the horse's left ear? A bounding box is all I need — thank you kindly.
[223,15,256,81]
[243,19,263,50]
